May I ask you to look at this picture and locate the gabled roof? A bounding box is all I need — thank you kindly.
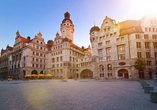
[119,20,143,35]
[8,46,13,50]
[20,36,29,44]
[70,43,83,51]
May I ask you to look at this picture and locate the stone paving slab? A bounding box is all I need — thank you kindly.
[0,79,157,110]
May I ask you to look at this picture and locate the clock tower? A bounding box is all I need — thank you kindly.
[60,10,74,43]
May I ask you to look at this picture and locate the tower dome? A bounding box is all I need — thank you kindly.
[90,26,100,34]
[62,12,73,24]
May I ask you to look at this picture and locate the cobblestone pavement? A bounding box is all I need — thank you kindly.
[0,79,157,110]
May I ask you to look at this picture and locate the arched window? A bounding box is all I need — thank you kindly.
[107,64,112,70]
[99,65,104,71]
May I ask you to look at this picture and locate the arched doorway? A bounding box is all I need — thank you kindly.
[40,70,43,74]
[80,69,93,79]
[118,69,129,79]
[23,70,26,78]
[31,70,38,74]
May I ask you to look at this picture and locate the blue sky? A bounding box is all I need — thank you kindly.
[0,0,155,50]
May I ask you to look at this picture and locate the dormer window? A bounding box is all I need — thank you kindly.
[37,40,39,43]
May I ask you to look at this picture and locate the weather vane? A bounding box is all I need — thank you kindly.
[94,22,95,26]
[66,7,68,12]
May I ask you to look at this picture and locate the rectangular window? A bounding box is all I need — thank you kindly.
[98,49,103,54]
[137,52,142,58]
[149,28,151,32]
[155,52,157,58]
[52,58,55,63]
[118,54,125,60]
[147,61,151,66]
[121,37,124,42]
[107,56,111,61]
[136,42,141,48]
[144,34,148,39]
[145,42,150,48]
[145,27,147,32]
[106,48,111,53]
[106,35,109,39]
[103,35,105,39]
[136,34,140,39]
[36,64,38,68]
[99,37,102,40]
[154,42,157,48]
[118,45,125,51]
[60,56,62,61]
[99,57,103,62]
[152,35,157,39]
[106,41,110,45]
[156,61,157,66]
[52,64,55,68]
[146,52,150,58]
[116,38,120,42]
[57,57,59,62]
[98,42,102,47]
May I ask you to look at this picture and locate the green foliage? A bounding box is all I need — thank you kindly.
[133,58,146,71]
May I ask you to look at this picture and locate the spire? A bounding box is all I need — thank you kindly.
[94,22,95,26]
[66,7,68,12]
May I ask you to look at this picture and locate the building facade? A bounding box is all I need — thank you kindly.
[88,14,157,79]
[0,11,157,79]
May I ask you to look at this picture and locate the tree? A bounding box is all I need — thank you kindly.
[133,58,146,71]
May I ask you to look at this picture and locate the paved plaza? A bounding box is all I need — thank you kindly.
[0,79,157,110]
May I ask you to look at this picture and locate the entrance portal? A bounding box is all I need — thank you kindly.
[118,69,129,79]
[80,69,93,79]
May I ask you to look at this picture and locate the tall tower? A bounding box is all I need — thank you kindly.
[60,10,74,43]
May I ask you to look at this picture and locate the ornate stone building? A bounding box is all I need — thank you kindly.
[0,11,157,79]
[88,13,157,79]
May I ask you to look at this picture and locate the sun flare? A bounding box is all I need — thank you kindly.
[135,0,157,14]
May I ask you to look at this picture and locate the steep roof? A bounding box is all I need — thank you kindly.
[119,20,143,35]
[70,43,83,51]
[20,36,29,44]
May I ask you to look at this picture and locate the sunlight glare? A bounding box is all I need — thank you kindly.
[135,0,157,14]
